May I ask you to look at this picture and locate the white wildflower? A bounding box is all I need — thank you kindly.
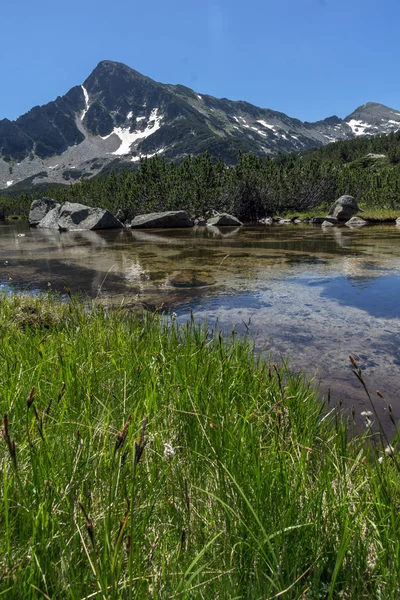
[378,456,384,464]
[361,411,373,417]
[385,445,395,457]
[164,443,175,458]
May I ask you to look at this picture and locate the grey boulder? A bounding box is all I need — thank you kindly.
[207,213,243,226]
[57,202,123,231]
[311,216,338,224]
[321,220,334,228]
[37,206,61,229]
[29,197,60,226]
[396,218,400,227]
[328,195,362,220]
[345,216,368,228]
[130,211,193,229]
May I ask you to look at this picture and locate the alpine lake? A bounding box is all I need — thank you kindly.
[2,220,400,429]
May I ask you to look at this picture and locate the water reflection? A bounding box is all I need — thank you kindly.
[1,221,400,423]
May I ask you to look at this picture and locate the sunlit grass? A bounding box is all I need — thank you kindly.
[1,295,400,599]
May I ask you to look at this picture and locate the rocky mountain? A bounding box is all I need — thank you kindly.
[1,60,400,191]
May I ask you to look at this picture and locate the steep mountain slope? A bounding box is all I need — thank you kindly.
[1,60,399,191]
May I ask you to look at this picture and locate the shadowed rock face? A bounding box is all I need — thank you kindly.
[328,196,362,221]
[29,197,61,226]
[130,211,193,229]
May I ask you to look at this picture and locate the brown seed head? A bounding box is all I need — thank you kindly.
[26,386,35,409]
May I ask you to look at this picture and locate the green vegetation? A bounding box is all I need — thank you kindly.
[1,295,400,598]
[2,130,400,222]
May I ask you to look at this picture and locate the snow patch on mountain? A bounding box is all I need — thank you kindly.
[131,147,166,162]
[81,86,90,121]
[257,120,276,131]
[101,108,163,156]
[346,119,370,136]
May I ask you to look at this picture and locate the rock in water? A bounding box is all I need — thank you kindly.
[37,206,61,229]
[29,197,60,226]
[311,217,338,224]
[345,216,368,228]
[327,195,362,221]
[206,213,243,226]
[321,220,334,228]
[130,211,193,229]
[57,202,123,231]
[168,270,216,288]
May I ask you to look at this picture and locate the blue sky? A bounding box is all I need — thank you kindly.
[2,0,399,122]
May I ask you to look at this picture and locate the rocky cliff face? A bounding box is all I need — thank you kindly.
[1,60,399,191]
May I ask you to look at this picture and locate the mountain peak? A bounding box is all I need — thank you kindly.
[1,61,399,191]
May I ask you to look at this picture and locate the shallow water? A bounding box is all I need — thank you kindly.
[1,221,400,427]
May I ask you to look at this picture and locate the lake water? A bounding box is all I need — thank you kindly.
[1,221,400,428]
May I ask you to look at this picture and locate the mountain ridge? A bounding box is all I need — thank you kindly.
[1,60,399,190]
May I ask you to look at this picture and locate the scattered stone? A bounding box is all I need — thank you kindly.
[327,195,362,220]
[396,217,400,227]
[57,202,123,231]
[311,217,338,224]
[194,218,207,226]
[130,211,193,229]
[321,220,334,228]
[293,219,302,224]
[345,216,368,228]
[29,197,60,227]
[207,213,243,226]
[168,270,216,288]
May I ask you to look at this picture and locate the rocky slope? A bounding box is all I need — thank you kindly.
[1,60,400,191]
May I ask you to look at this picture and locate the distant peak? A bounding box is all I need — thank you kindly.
[95,60,130,70]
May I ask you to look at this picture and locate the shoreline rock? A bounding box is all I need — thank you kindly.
[207,213,242,226]
[130,211,193,229]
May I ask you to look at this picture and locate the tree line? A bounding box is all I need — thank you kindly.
[2,130,400,221]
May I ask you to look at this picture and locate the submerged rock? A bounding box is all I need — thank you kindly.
[207,213,243,226]
[327,195,362,221]
[168,270,216,288]
[29,197,60,227]
[321,220,334,228]
[130,211,193,229]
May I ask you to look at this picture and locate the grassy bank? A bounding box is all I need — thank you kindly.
[283,206,400,221]
[1,296,400,599]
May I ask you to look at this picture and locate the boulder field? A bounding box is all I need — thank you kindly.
[28,198,243,231]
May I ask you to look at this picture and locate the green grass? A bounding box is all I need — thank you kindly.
[1,295,400,599]
[283,206,399,221]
